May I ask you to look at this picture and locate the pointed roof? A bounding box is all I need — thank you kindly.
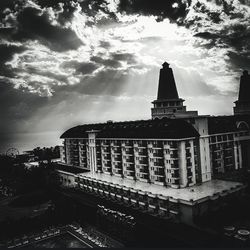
[238,70,250,102]
[157,62,179,100]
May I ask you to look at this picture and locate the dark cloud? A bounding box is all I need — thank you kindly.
[187,1,250,73]
[91,56,122,68]
[23,65,69,84]
[0,0,22,21]
[227,51,250,72]
[75,62,99,75]
[11,7,83,52]
[90,52,137,68]
[61,60,99,75]
[194,23,250,69]
[188,0,222,25]
[195,24,250,51]
[35,0,81,26]
[99,41,111,49]
[118,0,191,23]
[111,52,137,64]
[194,31,218,39]
[0,43,26,77]
[34,0,117,24]
[0,28,15,39]
[238,0,250,7]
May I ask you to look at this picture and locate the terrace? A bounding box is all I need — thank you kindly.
[77,172,245,205]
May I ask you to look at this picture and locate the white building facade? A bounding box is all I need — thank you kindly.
[55,63,249,226]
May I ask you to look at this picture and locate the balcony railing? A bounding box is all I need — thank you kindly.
[124,149,134,155]
[152,142,162,148]
[154,161,164,166]
[74,179,181,218]
[138,150,147,155]
[112,148,122,154]
[124,142,133,147]
[138,160,148,165]
[139,167,149,174]
[153,153,163,158]
[154,170,165,176]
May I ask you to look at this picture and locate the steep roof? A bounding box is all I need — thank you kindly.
[157,62,179,100]
[60,118,200,139]
[238,70,250,102]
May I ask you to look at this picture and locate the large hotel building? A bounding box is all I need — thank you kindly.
[57,62,250,226]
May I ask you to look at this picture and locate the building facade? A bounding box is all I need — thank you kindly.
[56,62,249,226]
[60,119,201,189]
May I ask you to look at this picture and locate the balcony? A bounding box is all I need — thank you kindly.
[126,166,135,172]
[103,155,111,160]
[187,170,193,177]
[153,153,163,158]
[138,164,148,171]
[101,141,109,146]
[103,167,111,172]
[152,142,162,149]
[139,173,149,179]
[138,149,147,155]
[170,142,178,148]
[124,156,134,163]
[171,171,179,179]
[124,149,134,155]
[154,170,165,176]
[112,148,122,154]
[123,141,133,147]
[153,160,164,166]
[113,154,122,160]
[171,161,179,169]
[170,152,178,158]
[102,148,110,153]
[111,142,120,147]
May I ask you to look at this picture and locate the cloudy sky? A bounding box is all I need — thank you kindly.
[0,0,250,153]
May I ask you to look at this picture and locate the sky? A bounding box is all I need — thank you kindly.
[0,0,250,153]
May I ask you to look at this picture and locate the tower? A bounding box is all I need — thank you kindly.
[234,70,250,115]
[151,62,198,119]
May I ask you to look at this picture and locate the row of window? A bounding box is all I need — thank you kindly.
[66,139,179,147]
[209,134,234,143]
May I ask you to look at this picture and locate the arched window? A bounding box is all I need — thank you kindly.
[237,121,249,130]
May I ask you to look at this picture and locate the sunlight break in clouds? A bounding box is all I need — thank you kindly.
[0,0,249,152]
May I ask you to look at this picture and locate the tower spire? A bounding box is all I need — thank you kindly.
[151,62,198,119]
[238,70,250,102]
[157,62,179,100]
[234,70,250,115]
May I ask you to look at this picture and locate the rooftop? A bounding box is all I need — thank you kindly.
[78,172,244,204]
[208,115,250,134]
[60,118,200,140]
